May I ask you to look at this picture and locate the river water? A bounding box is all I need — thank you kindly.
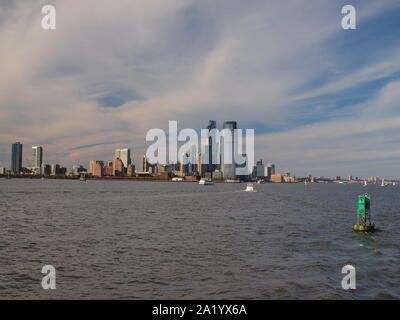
[0,179,399,299]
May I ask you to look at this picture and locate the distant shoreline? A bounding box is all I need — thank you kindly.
[0,174,245,183]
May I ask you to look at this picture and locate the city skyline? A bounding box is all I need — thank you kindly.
[1,1,400,177]
[2,138,398,181]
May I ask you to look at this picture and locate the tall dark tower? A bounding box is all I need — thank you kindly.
[207,120,216,174]
[11,142,23,173]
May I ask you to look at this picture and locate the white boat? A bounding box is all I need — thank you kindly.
[199,179,214,185]
[244,183,256,192]
[363,181,367,187]
[257,179,265,184]
[79,174,86,182]
[172,177,183,182]
[381,179,385,187]
[393,182,396,186]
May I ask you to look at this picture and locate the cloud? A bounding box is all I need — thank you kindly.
[0,0,400,177]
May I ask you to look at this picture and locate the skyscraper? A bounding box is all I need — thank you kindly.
[31,146,43,168]
[112,158,124,176]
[142,155,149,172]
[267,164,275,176]
[207,120,216,174]
[221,121,237,180]
[89,160,104,177]
[11,142,23,173]
[115,148,131,169]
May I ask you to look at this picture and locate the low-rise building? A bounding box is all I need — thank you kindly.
[270,174,284,183]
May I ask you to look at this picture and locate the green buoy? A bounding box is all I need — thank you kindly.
[353,194,375,232]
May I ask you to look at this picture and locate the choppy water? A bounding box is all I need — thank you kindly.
[0,178,399,299]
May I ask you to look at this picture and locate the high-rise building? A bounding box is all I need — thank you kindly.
[141,155,149,172]
[41,164,51,175]
[256,159,265,177]
[51,164,60,175]
[127,164,135,177]
[221,121,237,180]
[11,142,23,173]
[112,158,124,176]
[103,161,113,176]
[179,152,190,177]
[267,164,275,176]
[207,120,216,174]
[197,152,204,176]
[115,148,131,169]
[31,146,43,169]
[89,160,104,177]
[236,153,250,180]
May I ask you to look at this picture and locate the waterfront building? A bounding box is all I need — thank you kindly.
[51,164,60,175]
[0,167,6,174]
[115,148,131,169]
[71,165,86,175]
[11,142,23,173]
[41,164,51,175]
[270,174,284,183]
[236,154,251,180]
[127,164,136,177]
[197,152,204,176]
[221,121,237,180]
[267,164,275,176]
[142,155,149,172]
[179,152,190,177]
[189,145,197,175]
[255,159,265,177]
[154,165,165,175]
[212,170,223,180]
[31,146,43,169]
[89,160,104,177]
[112,158,124,176]
[206,120,217,174]
[30,167,41,175]
[103,161,113,176]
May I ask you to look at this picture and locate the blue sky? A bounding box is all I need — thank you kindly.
[1,0,400,177]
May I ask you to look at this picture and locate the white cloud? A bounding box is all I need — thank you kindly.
[0,0,400,176]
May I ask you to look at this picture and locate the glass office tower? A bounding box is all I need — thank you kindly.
[11,142,23,173]
[221,121,237,180]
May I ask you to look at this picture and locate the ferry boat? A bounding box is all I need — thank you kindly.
[172,177,183,182]
[199,179,214,185]
[244,183,255,192]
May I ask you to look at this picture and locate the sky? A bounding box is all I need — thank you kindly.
[1,0,400,178]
